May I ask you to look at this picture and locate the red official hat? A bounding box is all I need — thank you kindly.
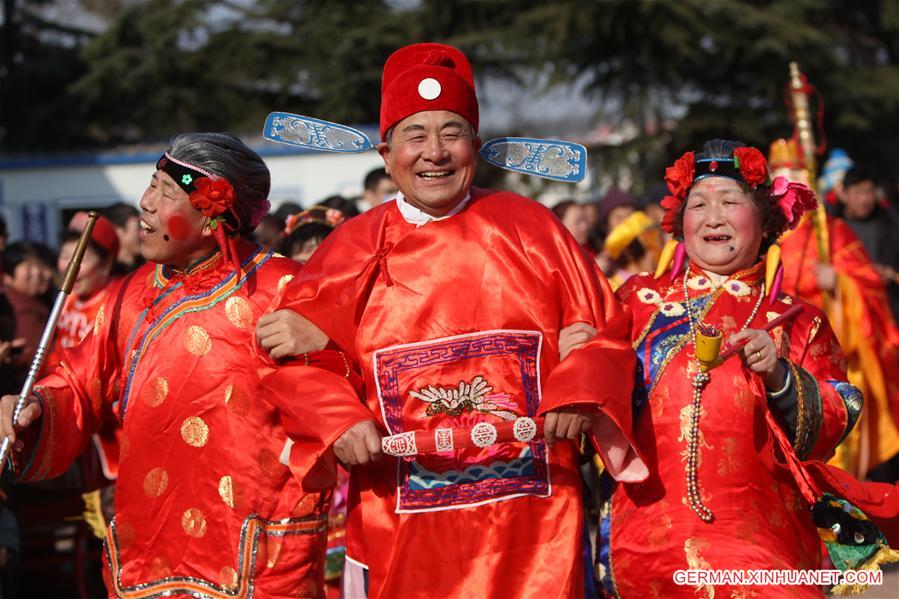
[68,211,120,258]
[379,42,479,140]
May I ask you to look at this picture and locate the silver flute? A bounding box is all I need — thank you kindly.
[0,211,99,471]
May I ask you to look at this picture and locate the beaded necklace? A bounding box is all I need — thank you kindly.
[682,264,765,522]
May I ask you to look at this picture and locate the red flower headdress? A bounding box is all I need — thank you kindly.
[187,176,243,274]
[659,145,814,236]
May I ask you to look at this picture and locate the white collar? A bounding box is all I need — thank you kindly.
[395,190,471,226]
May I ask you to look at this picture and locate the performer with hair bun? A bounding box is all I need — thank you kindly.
[1,132,363,597]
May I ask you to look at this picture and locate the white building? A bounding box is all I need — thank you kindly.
[0,137,384,245]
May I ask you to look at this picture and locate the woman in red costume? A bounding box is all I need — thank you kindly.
[597,139,861,598]
[1,132,363,598]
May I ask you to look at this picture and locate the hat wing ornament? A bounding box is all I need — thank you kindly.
[263,112,374,153]
[479,137,588,183]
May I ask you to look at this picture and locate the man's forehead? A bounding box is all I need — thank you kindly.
[397,110,471,131]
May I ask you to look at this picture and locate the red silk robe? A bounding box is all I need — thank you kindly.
[277,188,646,598]
[15,241,360,598]
[599,263,855,599]
[779,214,899,475]
[46,285,122,481]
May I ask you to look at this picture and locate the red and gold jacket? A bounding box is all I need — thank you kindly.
[598,262,856,599]
[16,240,358,598]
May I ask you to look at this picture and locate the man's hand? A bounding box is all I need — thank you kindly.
[543,406,595,447]
[558,322,597,361]
[333,420,382,466]
[0,393,42,444]
[815,263,837,292]
[256,310,329,359]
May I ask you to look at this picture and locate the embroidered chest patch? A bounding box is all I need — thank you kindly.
[374,330,549,513]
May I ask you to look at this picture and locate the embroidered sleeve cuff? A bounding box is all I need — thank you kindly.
[791,363,824,460]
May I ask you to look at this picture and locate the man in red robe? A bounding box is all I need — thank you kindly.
[256,43,647,598]
[1,132,361,597]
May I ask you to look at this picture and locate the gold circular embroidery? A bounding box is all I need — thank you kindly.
[180,416,209,448]
[181,508,207,538]
[219,475,234,508]
[149,556,171,578]
[116,520,136,552]
[257,448,287,479]
[142,377,169,408]
[224,384,250,416]
[220,566,238,591]
[142,467,169,498]
[119,434,131,461]
[183,325,212,356]
[277,274,294,293]
[225,296,253,329]
[93,304,105,335]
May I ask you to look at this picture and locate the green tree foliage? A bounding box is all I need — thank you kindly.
[2,0,897,191]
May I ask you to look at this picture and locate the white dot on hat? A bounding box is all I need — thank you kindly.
[418,78,441,100]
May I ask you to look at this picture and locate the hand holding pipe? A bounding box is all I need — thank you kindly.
[0,212,99,471]
[699,304,804,373]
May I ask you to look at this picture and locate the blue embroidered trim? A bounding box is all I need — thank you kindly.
[635,295,712,394]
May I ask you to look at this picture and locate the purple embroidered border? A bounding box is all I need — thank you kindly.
[375,331,549,510]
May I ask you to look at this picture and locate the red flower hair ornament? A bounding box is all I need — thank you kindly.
[732,146,769,188]
[189,176,235,219]
[659,145,776,235]
[188,176,242,274]
[770,176,817,230]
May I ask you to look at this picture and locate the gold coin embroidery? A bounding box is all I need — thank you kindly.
[225,296,253,329]
[180,416,209,448]
[181,508,207,538]
[183,325,212,356]
[142,467,169,498]
[142,377,169,408]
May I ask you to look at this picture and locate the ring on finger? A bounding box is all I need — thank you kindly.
[754,351,763,362]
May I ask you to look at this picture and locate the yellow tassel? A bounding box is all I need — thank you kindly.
[765,244,781,292]
[81,489,107,540]
[654,238,679,279]
[830,545,899,595]
[604,211,655,260]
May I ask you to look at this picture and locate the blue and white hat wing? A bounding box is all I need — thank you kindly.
[263,112,373,153]
[480,137,587,182]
